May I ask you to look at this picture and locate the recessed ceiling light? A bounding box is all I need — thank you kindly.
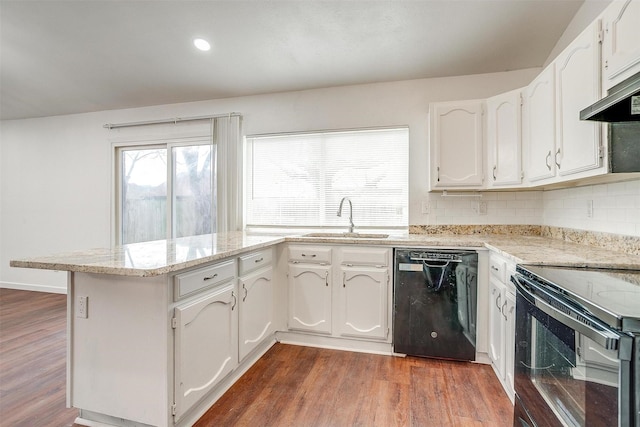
[193,38,211,51]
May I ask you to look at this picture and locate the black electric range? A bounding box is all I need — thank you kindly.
[512,264,640,427]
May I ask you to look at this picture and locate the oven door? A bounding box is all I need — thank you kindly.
[511,273,633,427]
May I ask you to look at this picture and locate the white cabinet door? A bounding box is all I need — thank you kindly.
[555,22,603,176]
[602,0,640,89]
[488,278,506,381]
[430,100,484,189]
[523,64,557,183]
[239,267,273,361]
[173,282,238,420]
[337,267,388,340]
[288,263,332,334]
[504,289,516,401]
[487,89,523,187]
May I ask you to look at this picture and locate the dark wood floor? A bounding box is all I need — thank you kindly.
[0,288,78,427]
[1,288,513,427]
[197,344,513,427]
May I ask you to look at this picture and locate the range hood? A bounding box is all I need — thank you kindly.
[580,71,640,122]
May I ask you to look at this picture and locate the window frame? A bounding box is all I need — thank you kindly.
[243,126,409,233]
[113,136,216,245]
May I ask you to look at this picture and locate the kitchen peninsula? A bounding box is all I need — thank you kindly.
[10,230,640,427]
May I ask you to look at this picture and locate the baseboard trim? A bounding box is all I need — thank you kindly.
[0,281,67,294]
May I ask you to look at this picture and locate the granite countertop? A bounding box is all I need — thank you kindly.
[10,230,640,277]
[9,232,288,277]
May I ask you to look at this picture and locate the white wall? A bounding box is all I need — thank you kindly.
[1,69,540,292]
[543,0,612,66]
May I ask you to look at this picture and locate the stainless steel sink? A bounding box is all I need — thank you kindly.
[303,232,389,239]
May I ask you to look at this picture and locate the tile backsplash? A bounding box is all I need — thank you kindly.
[419,178,640,238]
[543,179,640,237]
[424,190,544,226]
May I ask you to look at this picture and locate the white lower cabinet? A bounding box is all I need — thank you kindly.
[488,278,507,379]
[238,248,275,361]
[239,266,274,361]
[173,282,238,421]
[288,263,333,334]
[487,252,516,402]
[337,266,389,340]
[287,244,391,343]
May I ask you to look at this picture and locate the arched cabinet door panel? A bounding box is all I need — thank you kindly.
[430,100,485,189]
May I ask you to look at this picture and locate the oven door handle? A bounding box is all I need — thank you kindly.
[512,274,627,353]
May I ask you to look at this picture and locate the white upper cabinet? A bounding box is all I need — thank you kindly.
[486,89,523,188]
[430,100,484,189]
[555,21,603,177]
[601,0,640,90]
[523,64,557,183]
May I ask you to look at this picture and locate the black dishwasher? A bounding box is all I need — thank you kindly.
[393,249,478,361]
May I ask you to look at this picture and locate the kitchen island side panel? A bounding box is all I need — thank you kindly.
[69,272,170,427]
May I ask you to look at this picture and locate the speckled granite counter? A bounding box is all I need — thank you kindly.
[9,232,288,277]
[10,229,640,276]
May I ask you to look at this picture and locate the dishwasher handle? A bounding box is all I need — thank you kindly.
[409,257,462,263]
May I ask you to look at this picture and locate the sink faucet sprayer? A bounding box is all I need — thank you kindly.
[337,197,354,233]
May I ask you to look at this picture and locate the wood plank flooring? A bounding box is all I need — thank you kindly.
[0,288,78,427]
[196,344,513,427]
[0,288,514,427]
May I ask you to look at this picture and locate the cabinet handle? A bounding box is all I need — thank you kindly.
[343,272,346,288]
[437,166,440,182]
[254,257,264,263]
[325,270,329,287]
[495,293,502,310]
[203,273,218,281]
[492,165,497,181]
[242,284,248,302]
[545,151,552,171]
[555,148,561,169]
[231,291,237,310]
[491,265,499,272]
[501,300,508,321]
[302,253,316,258]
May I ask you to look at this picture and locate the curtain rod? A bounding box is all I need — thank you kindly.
[103,113,241,129]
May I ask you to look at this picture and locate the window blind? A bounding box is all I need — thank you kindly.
[245,127,409,230]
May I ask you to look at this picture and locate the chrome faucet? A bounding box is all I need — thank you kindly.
[337,197,354,233]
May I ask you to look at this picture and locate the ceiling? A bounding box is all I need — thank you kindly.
[1,0,587,121]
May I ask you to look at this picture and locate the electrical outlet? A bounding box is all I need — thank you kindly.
[587,200,594,218]
[478,201,488,215]
[77,296,88,319]
[421,201,430,214]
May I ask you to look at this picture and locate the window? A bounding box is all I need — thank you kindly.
[113,115,240,245]
[117,139,215,244]
[245,127,409,231]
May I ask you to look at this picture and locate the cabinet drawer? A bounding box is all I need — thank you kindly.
[340,247,389,267]
[239,248,273,276]
[174,259,236,300]
[288,245,332,264]
[489,255,506,283]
